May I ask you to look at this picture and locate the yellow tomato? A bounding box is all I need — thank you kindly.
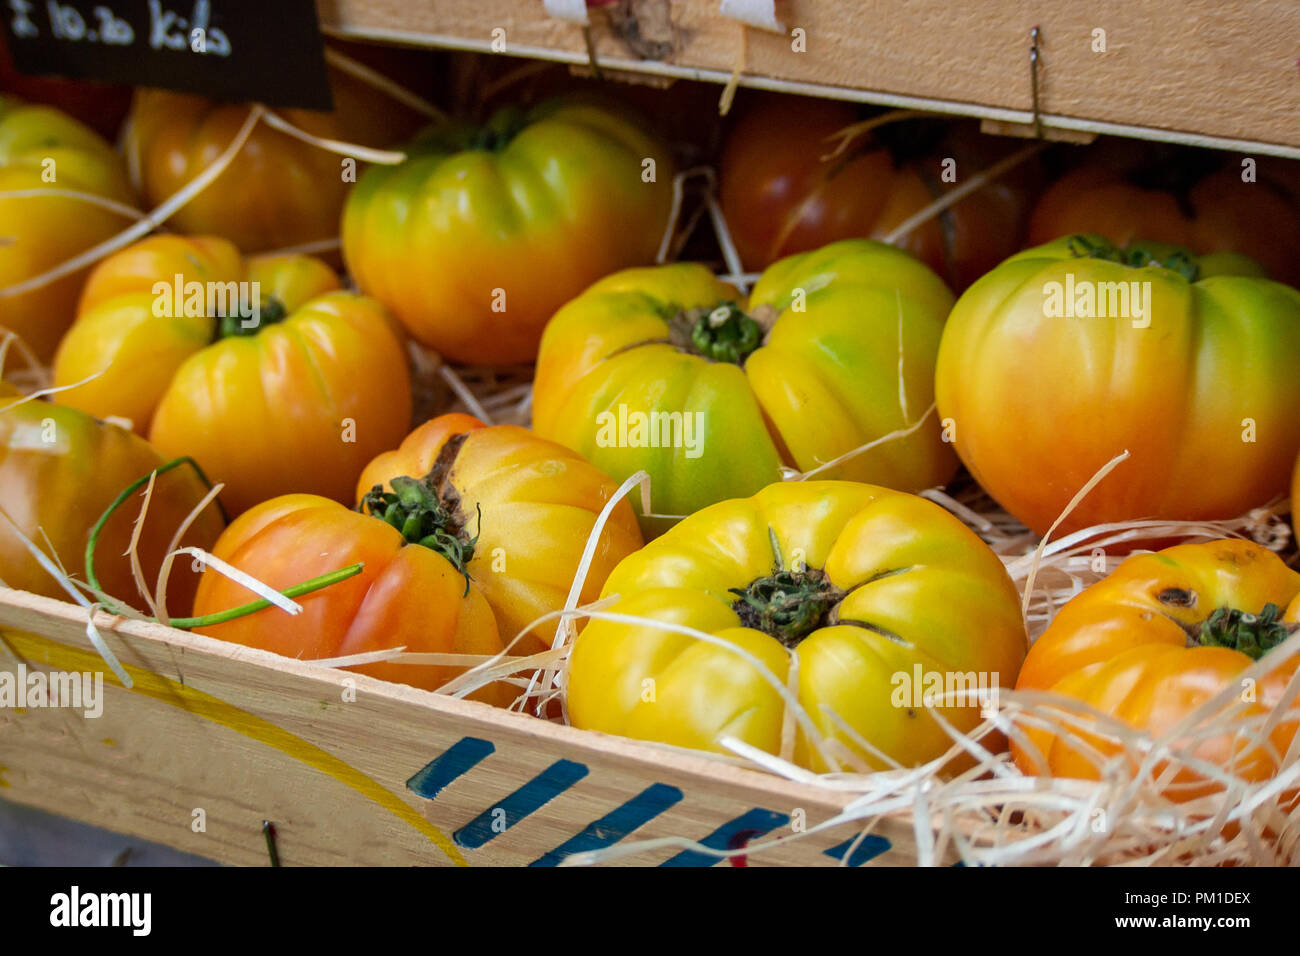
[534,240,958,534]
[52,235,411,515]
[0,96,136,362]
[567,480,1026,771]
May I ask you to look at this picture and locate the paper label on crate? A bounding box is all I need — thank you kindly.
[2,0,333,110]
[542,0,590,26]
[718,0,784,32]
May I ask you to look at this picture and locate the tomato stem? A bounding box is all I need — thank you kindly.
[83,456,360,630]
[728,527,845,647]
[1066,234,1200,283]
[672,301,764,364]
[169,562,365,628]
[1197,602,1293,660]
[84,456,225,608]
[360,476,479,596]
[215,295,288,340]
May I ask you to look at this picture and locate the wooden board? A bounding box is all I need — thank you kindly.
[0,589,930,867]
[316,0,1300,157]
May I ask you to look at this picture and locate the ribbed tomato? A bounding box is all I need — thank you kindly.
[356,413,644,655]
[0,383,223,615]
[51,235,412,515]
[567,481,1027,771]
[719,94,1040,290]
[0,96,136,362]
[124,65,421,253]
[533,239,957,534]
[192,492,507,703]
[1014,540,1300,799]
[342,97,674,364]
[935,236,1300,537]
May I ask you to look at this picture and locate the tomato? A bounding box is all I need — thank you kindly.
[356,413,644,656]
[0,96,136,362]
[935,236,1300,538]
[719,94,1040,290]
[566,480,1026,771]
[0,383,224,615]
[124,66,422,254]
[533,239,958,534]
[1028,145,1300,287]
[192,493,508,704]
[342,97,674,365]
[1014,540,1300,798]
[51,235,412,516]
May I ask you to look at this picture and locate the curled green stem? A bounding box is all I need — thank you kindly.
[86,456,360,630]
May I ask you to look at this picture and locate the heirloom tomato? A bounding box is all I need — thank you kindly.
[0,383,223,614]
[192,492,508,704]
[935,236,1300,538]
[1028,144,1300,287]
[342,97,674,364]
[356,413,643,656]
[0,96,136,362]
[1014,540,1300,799]
[566,481,1026,771]
[125,65,422,253]
[719,94,1040,290]
[533,239,958,534]
[51,235,411,516]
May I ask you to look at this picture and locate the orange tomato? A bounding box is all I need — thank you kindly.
[192,493,507,703]
[1014,540,1300,800]
[52,235,411,515]
[124,65,422,253]
[1029,144,1300,287]
[357,413,644,655]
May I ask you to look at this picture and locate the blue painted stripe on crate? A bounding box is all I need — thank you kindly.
[405,737,495,800]
[823,835,892,867]
[529,783,684,867]
[454,759,589,850]
[659,807,789,867]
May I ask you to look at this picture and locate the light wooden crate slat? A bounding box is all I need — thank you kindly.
[317,0,1300,157]
[0,590,928,866]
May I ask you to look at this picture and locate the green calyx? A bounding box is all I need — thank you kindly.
[673,301,764,364]
[469,106,528,152]
[215,296,288,340]
[1066,234,1200,283]
[1197,602,1293,661]
[728,528,845,648]
[361,476,480,595]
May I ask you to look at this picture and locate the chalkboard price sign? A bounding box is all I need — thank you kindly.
[2,0,333,109]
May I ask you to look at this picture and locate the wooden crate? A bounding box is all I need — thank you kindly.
[0,590,930,867]
[317,0,1300,157]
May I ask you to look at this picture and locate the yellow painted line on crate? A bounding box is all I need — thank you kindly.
[1,628,468,867]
